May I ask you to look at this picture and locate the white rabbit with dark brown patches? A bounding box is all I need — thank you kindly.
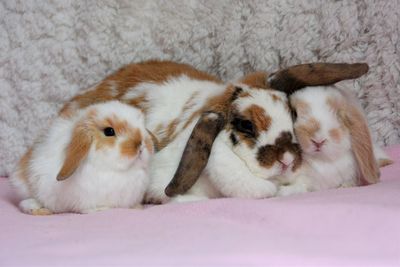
[23,60,368,204]
[276,86,392,197]
[10,101,153,215]
[146,85,302,203]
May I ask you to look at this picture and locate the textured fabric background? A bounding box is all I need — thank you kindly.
[1,0,399,176]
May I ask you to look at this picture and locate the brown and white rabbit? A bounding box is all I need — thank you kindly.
[10,101,153,214]
[276,86,392,196]
[46,60,368,203]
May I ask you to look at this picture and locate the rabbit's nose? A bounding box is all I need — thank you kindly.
[279,152,295,170]
[311,139,326,150]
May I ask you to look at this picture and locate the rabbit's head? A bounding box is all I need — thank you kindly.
[56,101,153,181]
[291,86,379,185]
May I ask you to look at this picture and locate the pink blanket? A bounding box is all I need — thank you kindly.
[1,146,399,266]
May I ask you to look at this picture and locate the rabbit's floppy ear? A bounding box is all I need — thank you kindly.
[338,102,380,185]
[164,86,241,197]
[241,63,368,94]
[56,121,93,181]
[268,63,369,94]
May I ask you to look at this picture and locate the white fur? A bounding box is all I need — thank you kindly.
[10,101,151,214]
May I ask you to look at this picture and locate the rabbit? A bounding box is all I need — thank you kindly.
[10,101,154,215]
[276,86,393,197]
[51,60,369,203]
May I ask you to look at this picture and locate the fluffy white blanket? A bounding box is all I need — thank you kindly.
[0,0,399,176]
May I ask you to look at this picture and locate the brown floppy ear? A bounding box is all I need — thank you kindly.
[338,104,380,185]
[164,111,226,197]
[164,86,243,197]
[56,122,93,181]
[268,63,369,94]
[240,63,369,93]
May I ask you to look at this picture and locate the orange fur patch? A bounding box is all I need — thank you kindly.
[329,128,342,143]
[144,136,154,154]
[31,208,53,216]
[15,147,34,192]
[339,103,380,184]
[158,119,180,150]
[61,60,221,114]
[378,158,394,167]
[120,129,143,158]
[125,93,149,113]
[57,121,92,181]
[239,71,269,89]
[295,118,320,149]
[291,98,311,115]
[243,104,271,132]
[271,94,283,102]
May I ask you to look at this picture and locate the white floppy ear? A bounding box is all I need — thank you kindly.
[56,121,93,181]
[338,103,380,185]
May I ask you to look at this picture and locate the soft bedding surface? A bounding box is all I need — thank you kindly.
[0,145,399,267]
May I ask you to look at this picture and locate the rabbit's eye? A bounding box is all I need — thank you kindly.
[232,118,255,137]
[291,109,298,120]
[103,127,115,137]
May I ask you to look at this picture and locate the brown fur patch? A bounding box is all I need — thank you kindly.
[61,60,221,114]
[120,129,142,158]
[239,91,251,98]
[339,103,380,185]
[144,136,154,154]
[271,94,283,102]
[378,158,394,167]
[329,128,342,143]
[165,112,225,197]
[295,118,320,150]
[291,98,311,115]
[125,93,149,113]
[243,104,272,132]
[257,132,302,170]
[157,119,180,150]
[239,71,269,89]
[57,121,92,181]
[182,92,200,113]
[31,208,53,216]
[268,63,369,94]
[15,147,34,193]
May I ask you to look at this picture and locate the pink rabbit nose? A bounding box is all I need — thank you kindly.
[311,139,326,150]
[279,152,295,171]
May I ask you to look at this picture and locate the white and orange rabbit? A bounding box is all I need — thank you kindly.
[10,101,153,214]
[277,86,392,196]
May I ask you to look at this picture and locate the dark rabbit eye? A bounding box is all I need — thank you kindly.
[232,118,255,136]
[103,127,115,137]
[291,109,298,120]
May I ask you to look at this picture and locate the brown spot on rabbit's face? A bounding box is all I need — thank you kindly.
[243,104,272,132]
[294,118,320,150]
[227,88,300,178]
[230,104,272,148]
[257,132,302,171]
[120,129,143,158]
[92,113,138,151]
[329,128,342,143]
[290,98,311,115]
[271,94,283,103]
